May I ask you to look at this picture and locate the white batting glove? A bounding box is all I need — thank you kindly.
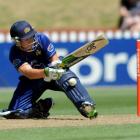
[48,60,62,68]
[44,67,65,81]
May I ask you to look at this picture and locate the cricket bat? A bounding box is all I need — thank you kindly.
[58,34,109,69]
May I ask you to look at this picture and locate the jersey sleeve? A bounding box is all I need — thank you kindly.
[39,33,56,59]
[9,45,25,70]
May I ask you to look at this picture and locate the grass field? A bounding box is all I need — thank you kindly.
[0,87,137,115]
[0,124,140,140]
[0,87,139,140]
[0,0,119,30]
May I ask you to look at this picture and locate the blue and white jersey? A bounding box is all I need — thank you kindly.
[9,32,56,70]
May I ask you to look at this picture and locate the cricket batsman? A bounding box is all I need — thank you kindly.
[2,20,98,119]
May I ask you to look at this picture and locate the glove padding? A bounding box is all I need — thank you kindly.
[44,67,65,81]
[48,60,62,68]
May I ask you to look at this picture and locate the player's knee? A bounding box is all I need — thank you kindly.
[57,70,78,85]
[68,78,77,86]
[78,101,98,119]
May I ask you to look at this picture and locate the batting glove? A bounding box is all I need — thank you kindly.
[48,60,62,68]
[44,67,65,81]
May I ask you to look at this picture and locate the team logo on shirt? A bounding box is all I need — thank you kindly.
[13,59,21,67]
[48,43,54,52]
[35,49,42,56]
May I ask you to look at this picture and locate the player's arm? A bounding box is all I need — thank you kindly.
[120,0,129,17]
[18,53,62,80]
[40,33,61,66]
[120,6,129,17]
[49,53,60,63]
[18,62,45,79]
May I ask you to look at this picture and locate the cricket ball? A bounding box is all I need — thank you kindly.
[68,78,77,86]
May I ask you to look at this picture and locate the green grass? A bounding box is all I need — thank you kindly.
[0,87,137,115]
[48,87,137,115]
[0,87,137,140]
[0,0,119,30]
[0,124,140,140]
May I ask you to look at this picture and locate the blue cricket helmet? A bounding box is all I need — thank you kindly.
[10,20,36,40]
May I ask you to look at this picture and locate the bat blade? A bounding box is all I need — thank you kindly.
[59,34,109,68]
